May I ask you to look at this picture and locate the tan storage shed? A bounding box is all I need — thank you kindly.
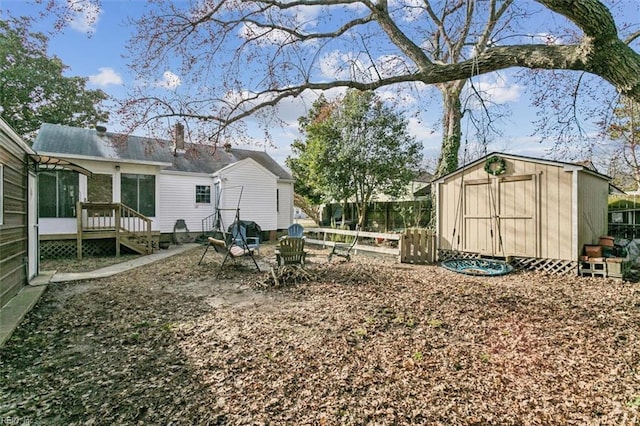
[1,119,37,307]
[435,153,610,270]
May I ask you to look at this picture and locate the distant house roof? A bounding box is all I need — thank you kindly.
[32,123,293,180]
[573,159,598,172]
[414,171,433,183]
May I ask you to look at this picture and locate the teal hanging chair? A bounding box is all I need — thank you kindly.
[441,258,514,276]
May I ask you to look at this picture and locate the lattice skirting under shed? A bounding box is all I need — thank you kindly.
[438,249,578,275]
[437,249,482,262]
[41,239,136,259]
[510,257,577,275]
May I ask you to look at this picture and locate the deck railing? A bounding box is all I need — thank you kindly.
[202,212,218,235]
[76,202,153,258]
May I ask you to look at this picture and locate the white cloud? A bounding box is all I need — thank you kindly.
[389,0,426,22]
[319,50,414,83]
[88,67,123,86]
[318,51,374,82]
[290,5,323,30]
[376,54,414,78]
[376,87,421,111]
[275,87,347,124]
[532,32,564,45]
[319,51,345,79]
[238,22,293,45]
[66,0,101,34]
[154,71,181,90]
[470,75,523,104]
[407,117,439,142]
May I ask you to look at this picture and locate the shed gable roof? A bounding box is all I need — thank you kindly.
[32,123,292,180]
[433,151,611,183]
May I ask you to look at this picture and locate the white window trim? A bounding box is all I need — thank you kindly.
[195,184,212,204]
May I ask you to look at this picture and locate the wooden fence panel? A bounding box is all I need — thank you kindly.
[400,229,435,265]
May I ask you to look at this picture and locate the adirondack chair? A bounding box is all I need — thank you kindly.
[279,223,305,241]
[275,236,306,266]
[328,225,359,262]
[287,223,304,238]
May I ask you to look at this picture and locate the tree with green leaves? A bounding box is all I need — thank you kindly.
[287,95,338,224]
[289,90,422,228]
[0,18,109,140]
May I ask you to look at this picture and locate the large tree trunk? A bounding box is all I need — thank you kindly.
[434,81,465,178]
[429,81,465,228]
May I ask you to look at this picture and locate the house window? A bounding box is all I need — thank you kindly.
[87,173,113,203]
[195,185,211,204]
[121,174,155,217]
[0,164,3,225]
[38,170,79,218]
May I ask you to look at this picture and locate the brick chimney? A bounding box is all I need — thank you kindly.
[174,123,185,156]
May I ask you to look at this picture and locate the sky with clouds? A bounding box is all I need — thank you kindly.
[0,0,636,170]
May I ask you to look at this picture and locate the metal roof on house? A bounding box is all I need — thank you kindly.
[32,123,293,180]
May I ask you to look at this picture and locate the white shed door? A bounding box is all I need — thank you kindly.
[463,175,537,257]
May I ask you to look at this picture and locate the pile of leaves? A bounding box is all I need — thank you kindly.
[1,245,639,424]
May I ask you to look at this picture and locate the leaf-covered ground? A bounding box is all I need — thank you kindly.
[1,244,639,425]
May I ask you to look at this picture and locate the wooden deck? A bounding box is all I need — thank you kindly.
[49,202,160,259]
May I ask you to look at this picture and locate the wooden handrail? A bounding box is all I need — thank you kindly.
[201,212,217,234]
[77,202,152,232]
[117,203,152,235]
[76,202,153,258]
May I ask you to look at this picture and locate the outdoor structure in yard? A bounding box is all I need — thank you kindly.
[1,118,93,343]
[0,118,39,306]
[434,152,611,274]
[32,123,294,259]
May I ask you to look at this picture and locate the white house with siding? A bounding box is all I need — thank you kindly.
[32,123,294,245]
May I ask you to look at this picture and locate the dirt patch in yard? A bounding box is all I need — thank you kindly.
[41,253,143,274]
[1,243,640,424]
